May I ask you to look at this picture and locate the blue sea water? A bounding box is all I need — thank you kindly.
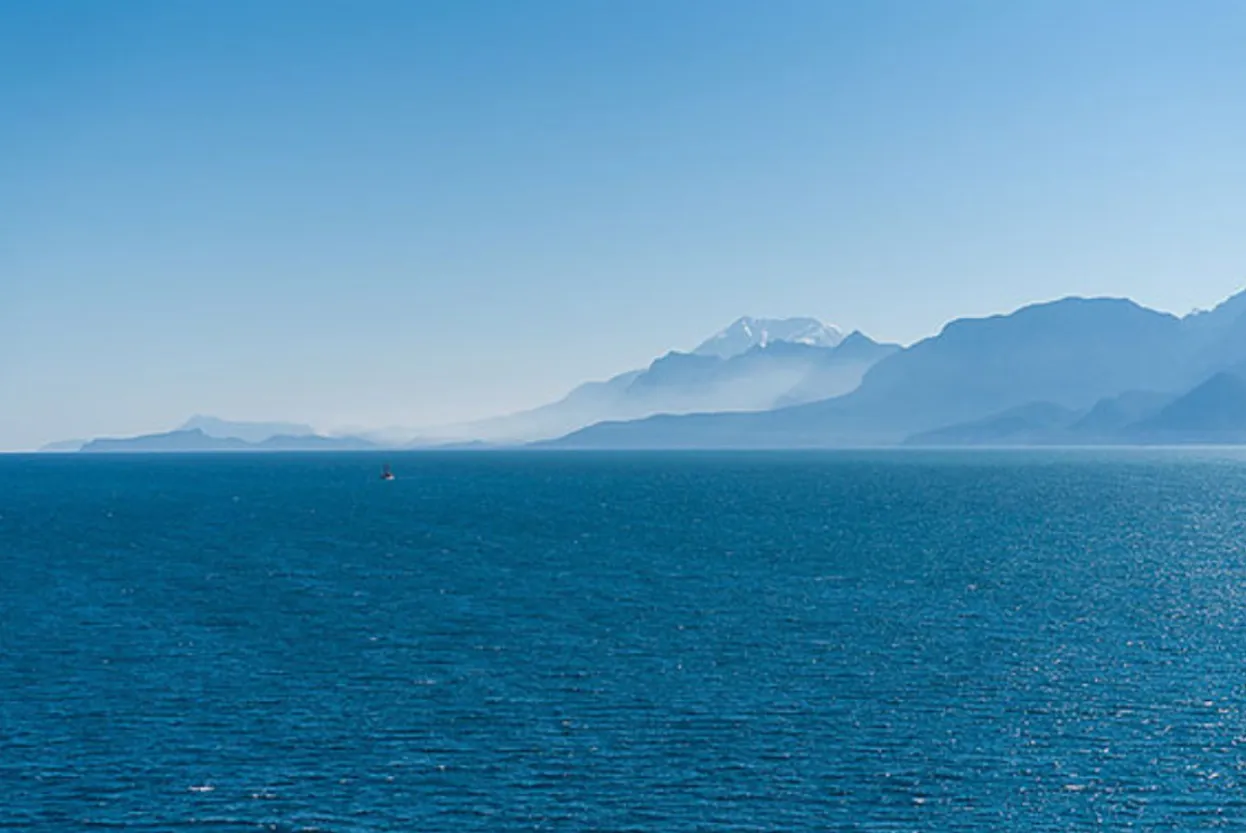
[4,450,1246,831]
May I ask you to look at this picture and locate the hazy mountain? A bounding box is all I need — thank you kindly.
[693,316,843,359]
[904,402,1079,446]
[79,428,376,453]
[181,415,317,443]
[846,297,1190,433]
[539,406,849,450]
[81,429,252,453]
[410,371,644,446]
[255,434,378,451]
[626,338,892,412]
[416,324,891,444]
[1183,290,1246,340]
[1066,390,1175,438]
[344,425,429,446]
[59,289,1246,452]
[38,439,86,453]
[903,390,1178,447]
[544,293,1246,449]
[773,332,901,407]
[1125,371,1246,442]
[902,371,1246,447]
[1180,291,1246,382]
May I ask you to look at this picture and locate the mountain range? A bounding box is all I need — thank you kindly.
[45,291,1246,452]
[180,415,316,444]
[547,290,1246,448]
[407,318,893,444]
[904,371,1246,447]
[78,428,378,453]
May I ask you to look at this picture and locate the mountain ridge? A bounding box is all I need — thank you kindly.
[79,428,377,453]
[544,290,1246,449]
[180,415,317,443]
[903,370,1246,447]
[45,291,1246,453]
[406,323,892,444]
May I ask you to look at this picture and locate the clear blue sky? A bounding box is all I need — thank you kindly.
[4,0,1246,450]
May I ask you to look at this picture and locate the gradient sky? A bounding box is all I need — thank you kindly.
[4,0,1246,450]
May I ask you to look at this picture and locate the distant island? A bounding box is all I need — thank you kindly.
[38,439,87,453]
[180,415,317,444]
[44,291,1246,452]
[76,420,379,454]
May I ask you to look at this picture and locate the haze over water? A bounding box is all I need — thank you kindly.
[5,451,1246,830]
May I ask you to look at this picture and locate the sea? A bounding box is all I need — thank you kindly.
[4,450,1246,831]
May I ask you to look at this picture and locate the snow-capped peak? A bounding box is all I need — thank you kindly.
[692,316,844,359]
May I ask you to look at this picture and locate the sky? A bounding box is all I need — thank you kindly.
[3,0,1246,450]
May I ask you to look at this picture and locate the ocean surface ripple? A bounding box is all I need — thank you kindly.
[4,450,1246,830]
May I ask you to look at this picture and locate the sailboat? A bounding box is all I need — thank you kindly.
[380,463,395,481]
